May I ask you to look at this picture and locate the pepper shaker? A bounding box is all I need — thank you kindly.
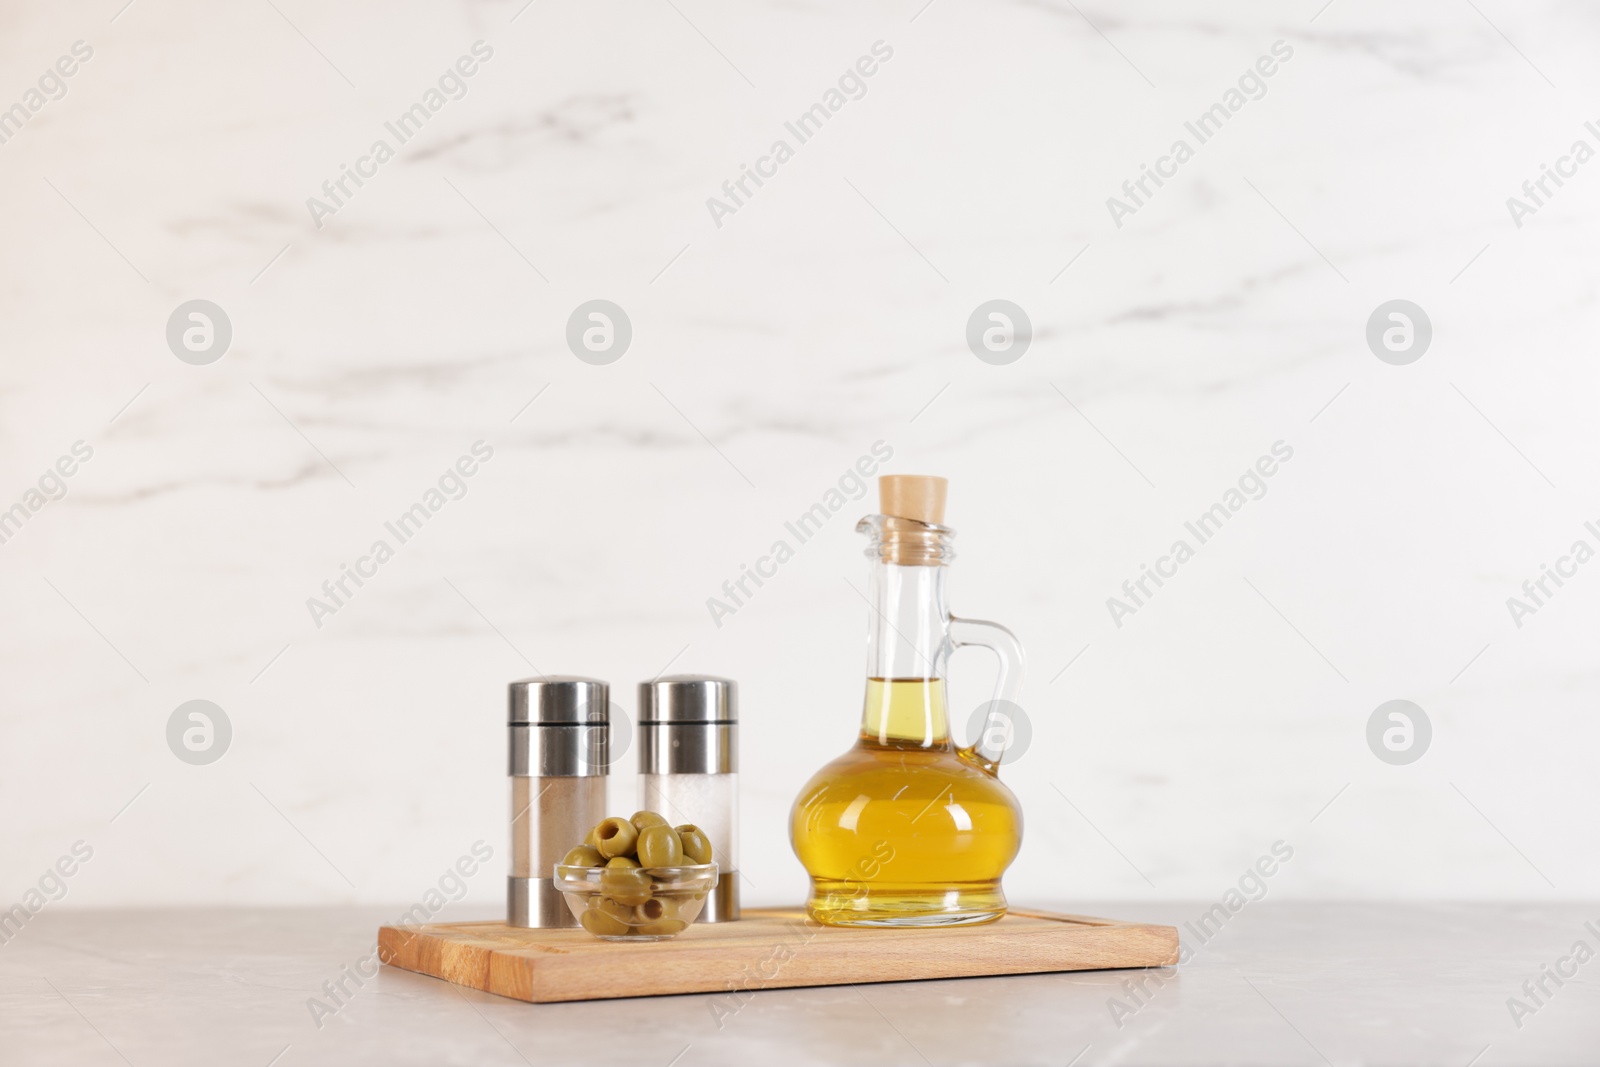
[508,676,609,928]
[638,675,739,921]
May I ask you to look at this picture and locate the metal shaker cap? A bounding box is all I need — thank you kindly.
[637,675,737,723]
[508,676,609,777]
[509,675,609,725]
[638,675,736,775]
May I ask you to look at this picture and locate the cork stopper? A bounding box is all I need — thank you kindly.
[873,475,951,566]
[879,475,947,525]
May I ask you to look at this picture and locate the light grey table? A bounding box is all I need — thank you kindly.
[3,903,1596,1065]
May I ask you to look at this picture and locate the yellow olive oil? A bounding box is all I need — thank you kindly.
[790,678,1022,926]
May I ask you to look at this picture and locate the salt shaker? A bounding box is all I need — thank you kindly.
[508,676,609,928]
[638,675,739,922]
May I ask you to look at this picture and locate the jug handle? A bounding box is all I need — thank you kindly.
[948,615,1025,775]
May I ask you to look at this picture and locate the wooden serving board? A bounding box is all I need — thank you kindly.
[378,907,1178,1004]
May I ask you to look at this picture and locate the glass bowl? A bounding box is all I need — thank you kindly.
[554,863,719,941]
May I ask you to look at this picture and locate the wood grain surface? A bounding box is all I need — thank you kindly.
[378,907,1179,1003]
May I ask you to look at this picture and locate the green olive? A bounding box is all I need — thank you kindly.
[580,907,630,937]
[600,865,653,907]
[637,824,684,867]
[637,918,688,937]
[643,896,693,921]
[593,896,635,923]
[593,817,639,859]
[605,855,639,869]
[634,898,667,923]
[630,810,670,831]
[676,825,713,865]
[560,845,604,868]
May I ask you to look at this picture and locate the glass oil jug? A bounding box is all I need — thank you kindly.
[790,474,1024,927]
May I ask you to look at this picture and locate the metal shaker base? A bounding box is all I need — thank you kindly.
[507,876,577,929]
[700,871,741,922]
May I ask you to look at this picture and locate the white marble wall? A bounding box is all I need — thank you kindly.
[2,0,1596,910]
